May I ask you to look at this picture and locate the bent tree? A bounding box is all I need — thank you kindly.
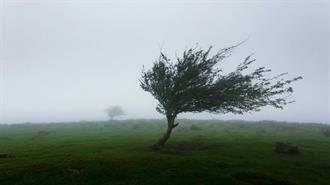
[140,44,302,148]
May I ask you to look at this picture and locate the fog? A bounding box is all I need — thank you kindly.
[0,1,329,124]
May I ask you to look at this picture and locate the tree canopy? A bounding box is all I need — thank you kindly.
[140,43,302,147]
[105,106,125,121]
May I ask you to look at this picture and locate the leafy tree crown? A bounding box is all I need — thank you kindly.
[105,106,125,117]
[140,44,302,117]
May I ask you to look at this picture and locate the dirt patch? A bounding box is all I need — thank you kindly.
[274,142,300,154]
[232,172,294,185]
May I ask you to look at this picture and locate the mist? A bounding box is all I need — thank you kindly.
[0,1,329,124]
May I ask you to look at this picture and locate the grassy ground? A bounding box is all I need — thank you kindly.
[0,119,329,185]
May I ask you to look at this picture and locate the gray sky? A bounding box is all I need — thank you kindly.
[0,0,329,124]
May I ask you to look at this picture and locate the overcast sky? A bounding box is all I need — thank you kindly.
[0,0,329,124]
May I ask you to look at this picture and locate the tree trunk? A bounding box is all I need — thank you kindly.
[157,123,173,146]
[152,114,177,149]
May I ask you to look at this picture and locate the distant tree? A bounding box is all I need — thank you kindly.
[140,43,302,148]
[105,106,125,121]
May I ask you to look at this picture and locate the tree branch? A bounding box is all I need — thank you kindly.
[172,122,179,128]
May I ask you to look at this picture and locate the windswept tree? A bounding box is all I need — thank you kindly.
[140,43,302,148]
[105,106,125,121]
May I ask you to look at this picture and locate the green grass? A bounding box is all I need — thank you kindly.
[0,119,329,185]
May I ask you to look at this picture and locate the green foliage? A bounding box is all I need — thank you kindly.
[140,44,302,117]
[105,106,125,120]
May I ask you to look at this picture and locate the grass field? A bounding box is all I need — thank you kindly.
[0,120,329,185]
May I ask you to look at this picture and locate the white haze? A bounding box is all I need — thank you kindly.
[0,1,329,124]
